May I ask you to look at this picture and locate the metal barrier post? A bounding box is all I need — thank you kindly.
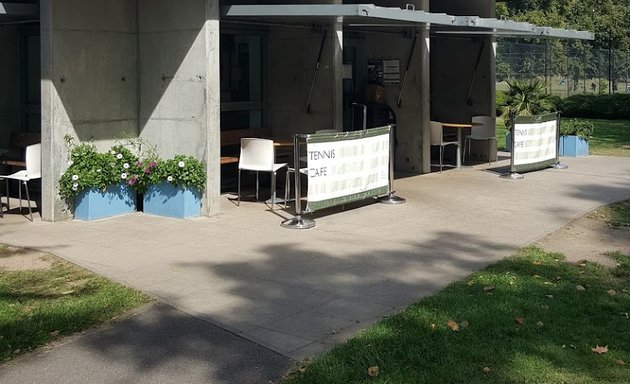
[379,124,406,205]
[281,134,316,229]
[500,110,524,179]
[551,111,568,169]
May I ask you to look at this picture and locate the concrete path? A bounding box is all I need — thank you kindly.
[1,154,629,380]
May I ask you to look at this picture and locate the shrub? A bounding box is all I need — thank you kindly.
[59,138,141,199]
[143,155,206,191]
[558,94,630,119]
[560,119,594,140]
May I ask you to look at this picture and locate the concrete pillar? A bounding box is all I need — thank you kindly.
[332,16,343,131]
[420,0,431,174]
[204,0,221,216]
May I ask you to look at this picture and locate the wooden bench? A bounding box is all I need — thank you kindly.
[220,129,262,165]
[0,132,41,168]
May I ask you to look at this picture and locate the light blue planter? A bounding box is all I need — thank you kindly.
[559,135,589,157]
[74,184,136,221]
[143,182,201,218]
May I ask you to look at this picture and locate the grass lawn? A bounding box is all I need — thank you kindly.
[284,202,630,384]
[496,118,630,157]
[0,245,150,362]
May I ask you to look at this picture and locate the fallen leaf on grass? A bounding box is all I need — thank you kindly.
[607,289,617,296]
[515,317,525,325]
[616,360,625,365]
[482,367,491,374]
[576,285,586,291]
[467,280,474,286]
[367,366,380,377]
[447,320,459,331]
[578,261,587,267]
[461,320,469,329]
[483,285,495,292]
[591,345,608,354]
[536,321,544,327]
[532,261,541,265]
[546,295,554,299]
[431,323,436,331]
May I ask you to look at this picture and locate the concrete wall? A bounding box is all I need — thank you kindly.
[41,0,139,221]
[41,0,221,220]
[138,0,220,216]
[0,25,19,149]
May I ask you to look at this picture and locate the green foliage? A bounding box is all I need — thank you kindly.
[147,155,206,192]
[59,136,207,198]
[560,119,594,140]
[558,94,630,119]
[498,79,555,129]
[59,137,141,199]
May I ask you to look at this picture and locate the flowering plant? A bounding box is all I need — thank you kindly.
[143,155,206,191]
[59,137,141,198]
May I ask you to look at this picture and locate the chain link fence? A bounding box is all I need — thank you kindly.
[496,40,630,97]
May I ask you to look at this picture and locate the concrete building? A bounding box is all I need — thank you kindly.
[0,1,591,221]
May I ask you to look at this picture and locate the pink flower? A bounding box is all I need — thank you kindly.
[128,176,138,186]
[150,161,157,168]
[144,167,151,174]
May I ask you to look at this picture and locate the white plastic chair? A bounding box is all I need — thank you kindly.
[430,121,459,173]
[238,138,287,210]
[1,143,41,221]
[464,116,497,164]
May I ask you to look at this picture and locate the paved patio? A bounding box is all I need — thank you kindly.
[1,154,629,363]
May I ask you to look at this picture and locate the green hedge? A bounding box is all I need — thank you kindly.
[496,92,630,120]
[556,94,630,119]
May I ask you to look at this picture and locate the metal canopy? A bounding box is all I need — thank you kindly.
[222,4,594,40]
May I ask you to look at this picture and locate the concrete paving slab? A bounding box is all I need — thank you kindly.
[0,303,292,384]
[1,154,629,370]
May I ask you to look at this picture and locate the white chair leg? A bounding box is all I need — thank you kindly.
[255,172,259,201]
[23,181,33,222]
[284,169,292,209]
[270,171,276,211]
[237,169,241,206]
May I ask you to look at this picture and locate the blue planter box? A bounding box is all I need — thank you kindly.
[74,184,136,221]
[559,135,589,157]
[143,182,201,218]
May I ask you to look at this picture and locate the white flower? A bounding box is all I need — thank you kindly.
[72,182,79,188]
[67,160,74,166]
[96,169,102,173]
[121,173,128,180]
[123,163,130,169]
[178,161,185,168]
[110,150,116,155]
[72,185,78,191]
[167,176,173,182]
[72,174,79,181]
[116,153,123,159]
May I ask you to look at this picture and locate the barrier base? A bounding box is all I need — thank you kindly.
[378,193,406,205]
[551,162,568,169]
[281,215,316,230]
[500,171,524,180]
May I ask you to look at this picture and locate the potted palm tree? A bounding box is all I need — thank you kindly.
[499,79,554,152]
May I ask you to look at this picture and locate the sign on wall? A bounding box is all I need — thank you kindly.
[305,126,390,213]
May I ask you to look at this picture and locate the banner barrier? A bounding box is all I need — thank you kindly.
[501,112,567,179]
[281,125,405,229]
